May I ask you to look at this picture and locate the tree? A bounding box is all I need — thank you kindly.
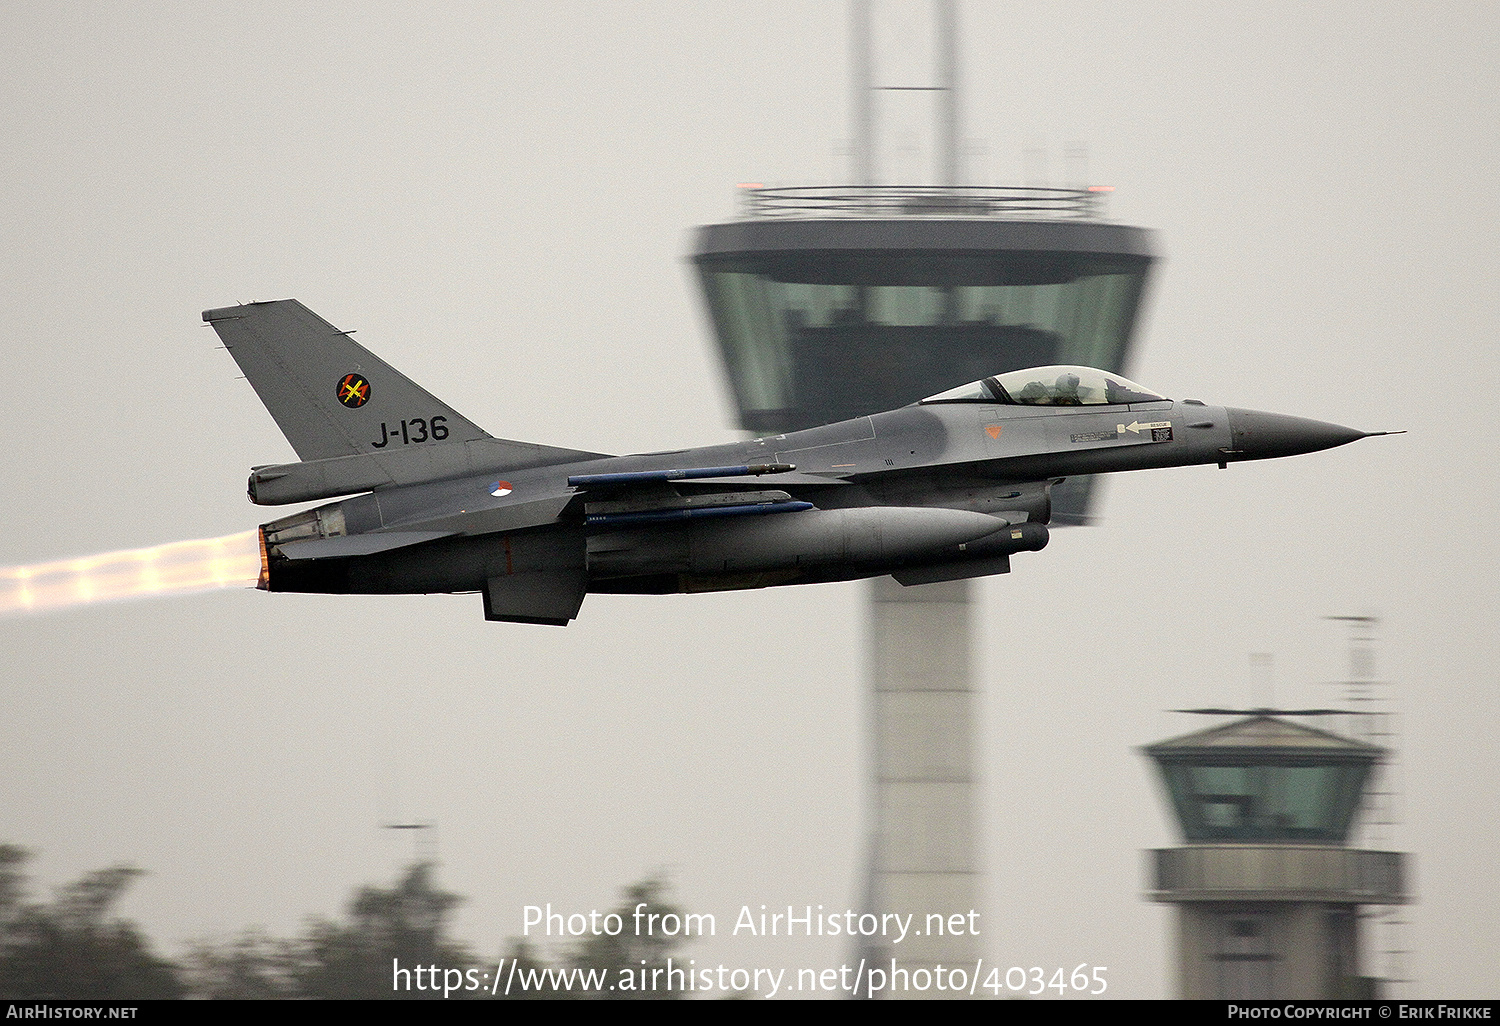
[1,843,695,1000]
[181,929,301,1000]
[493,938,563,1000]
[0,848,184,999]
[572,877,687,999]
[495,877,693,1000]
[292,861,475,999]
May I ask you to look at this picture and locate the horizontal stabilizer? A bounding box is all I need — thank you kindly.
[276,531,453,561]
[394,491,578,536]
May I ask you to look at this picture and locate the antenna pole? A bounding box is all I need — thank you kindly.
[851,0,875,187]
[937,0,959,187]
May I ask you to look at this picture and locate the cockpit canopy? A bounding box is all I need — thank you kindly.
[920,365,1166,407]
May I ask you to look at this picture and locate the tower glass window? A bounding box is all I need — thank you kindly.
[698,252,1150,430]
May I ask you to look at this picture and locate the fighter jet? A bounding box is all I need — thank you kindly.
[204,300,1388,625]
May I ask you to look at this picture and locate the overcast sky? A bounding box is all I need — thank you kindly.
[1,0,1496,999]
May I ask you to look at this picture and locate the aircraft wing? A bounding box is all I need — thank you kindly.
[561,463,822,526]
[676,471,851,488]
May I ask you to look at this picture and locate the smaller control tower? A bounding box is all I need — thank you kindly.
[1142,714,1410,999]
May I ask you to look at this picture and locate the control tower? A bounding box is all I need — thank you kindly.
[694,199,1154,521]
[690,1,1156,984]
[1143,714,1410,999]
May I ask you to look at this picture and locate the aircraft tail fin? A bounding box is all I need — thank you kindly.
[203,299,493,462]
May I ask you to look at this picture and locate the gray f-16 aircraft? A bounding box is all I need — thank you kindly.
[204,300,1387,625]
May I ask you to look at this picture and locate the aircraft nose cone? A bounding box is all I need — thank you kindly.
[1225,408,1368,461]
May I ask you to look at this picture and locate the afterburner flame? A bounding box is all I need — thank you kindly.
[0,530,262,616]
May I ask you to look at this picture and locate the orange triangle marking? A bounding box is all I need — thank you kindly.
[985,424,1002,439]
